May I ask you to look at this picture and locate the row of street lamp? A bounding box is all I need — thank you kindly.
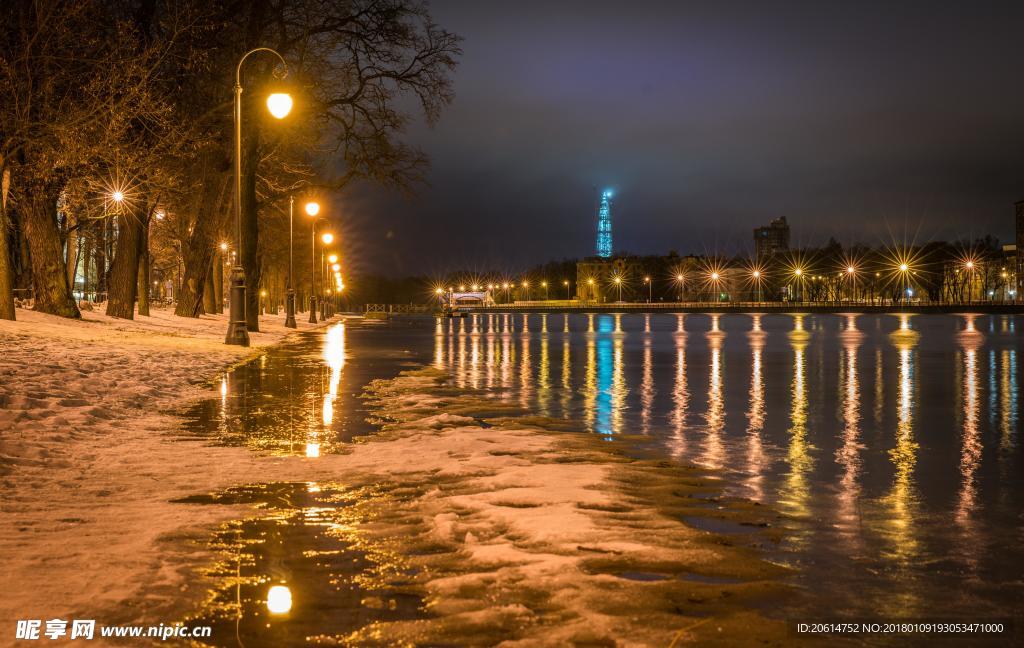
[435,257,1010,305]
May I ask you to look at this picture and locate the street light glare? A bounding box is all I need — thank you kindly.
[331,263,340,271]
[112,191,125,203]
[847,266,855,273]
[321,233,334,245]
[304,201,320,216]
[328,254,338,263]
[266,93,293,119]
[266,585,292,614]
[899,263,909,272]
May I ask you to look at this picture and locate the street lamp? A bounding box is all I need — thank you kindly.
[613,275,622,302]
[541,280,548,300]
[226,47,292,346]
[563,279,570,300]
[522,281,530,300]
[643,276,651,302]
[674,273,685,302]
[308,218,331,323]
[320,239,335,319]
[587,277,595,302]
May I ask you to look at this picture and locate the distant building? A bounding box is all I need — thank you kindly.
[754,216,790,260]
[1016,201,1024,296]
[575,256,644,302]
[596,189,613,258]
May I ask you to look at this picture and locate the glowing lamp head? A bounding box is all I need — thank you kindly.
[899,263,909,272]
[563,280,569,285]
[266,585,292,614]
[435,288,443,295]
[587,278,594,285]
[331,263,340,272]
[304,201,320,216]
[965,261,974,269]
[502,283,509,289]
[220,242,228,251]
[676,274,684,281]
[614,276,621,284]
[711,272,720,281]
[266,93,293,119]
[753,270,760,278]
[472,284,480,291]
[328,254,338,264]
[111,191,125,203]
[794,268,802,277]
[321,233,334,245]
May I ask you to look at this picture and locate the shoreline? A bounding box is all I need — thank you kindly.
[459,303,1024,315]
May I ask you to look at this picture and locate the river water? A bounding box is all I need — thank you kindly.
[183,312,1023,638]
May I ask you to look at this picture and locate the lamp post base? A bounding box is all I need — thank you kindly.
[225,266,250,346]
[308,296,318,324]
[285,289,297,328]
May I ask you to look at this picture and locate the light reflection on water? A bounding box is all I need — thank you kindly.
[432,312,1024,619]
[183,320,427,455]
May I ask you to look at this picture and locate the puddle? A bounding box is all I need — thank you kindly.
[179,321,432,456]
[177,482,429,646]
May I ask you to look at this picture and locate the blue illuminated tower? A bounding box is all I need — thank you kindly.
[596,189,613,258]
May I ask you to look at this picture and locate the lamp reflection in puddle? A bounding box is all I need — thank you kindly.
[266,584,292,614]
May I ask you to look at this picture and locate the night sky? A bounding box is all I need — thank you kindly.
[339,0,1024,277]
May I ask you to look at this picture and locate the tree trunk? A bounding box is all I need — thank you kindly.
[22,177,79,318]
[0,163,15,320]
[93,219,106,302]
[175,146,231,317]
[202,256,216,314]
[105,210,144,319]
[213,250,224,313]
[137,218,150,317]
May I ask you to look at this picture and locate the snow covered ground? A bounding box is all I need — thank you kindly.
[1,308,792,646]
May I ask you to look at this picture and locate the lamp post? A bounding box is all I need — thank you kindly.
[322,248,336,319]
[563,279,570,300]
[675,273,684,302]
[541,280,548,300]
[308,219,330,323]
[587,277,595,302]
[898,263,909,305]
[284,197,297,327]
[226,48,292,346]
[643,276,651,302]
[752,270,762,302]
[614,276,622,302]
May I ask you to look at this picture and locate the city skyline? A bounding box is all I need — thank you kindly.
[342,0,1024,276]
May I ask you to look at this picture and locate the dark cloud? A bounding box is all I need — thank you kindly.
[342,0,1024,276]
